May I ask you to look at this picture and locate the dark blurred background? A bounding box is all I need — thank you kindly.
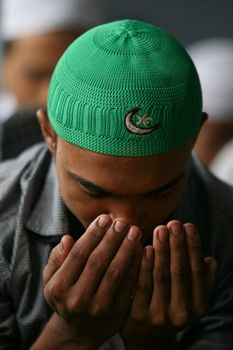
[95,0,233,45]
[1,0,233,51]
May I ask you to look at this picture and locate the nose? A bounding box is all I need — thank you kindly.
[108,197,146,228]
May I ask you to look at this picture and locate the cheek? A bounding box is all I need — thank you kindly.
[146,180,187,226]
[141,197,176,228]
[17,75,40,95]
[8,69,36,103]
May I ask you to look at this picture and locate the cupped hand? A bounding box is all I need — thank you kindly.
[121,220,217,350]
[43,214,143,348]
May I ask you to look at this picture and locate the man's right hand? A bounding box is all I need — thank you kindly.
[42,214,143,349]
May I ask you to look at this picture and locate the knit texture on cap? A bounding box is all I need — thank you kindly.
[48,19,202,156]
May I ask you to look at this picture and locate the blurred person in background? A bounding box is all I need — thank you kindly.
[210,137,233,186]
[0,0,104,159]
[187,38,233,167]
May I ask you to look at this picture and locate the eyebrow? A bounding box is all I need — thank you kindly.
[68,170,186,197]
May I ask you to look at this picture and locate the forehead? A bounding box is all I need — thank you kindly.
[56,137,192,195]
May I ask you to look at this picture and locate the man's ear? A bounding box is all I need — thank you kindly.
[37,109,57,153]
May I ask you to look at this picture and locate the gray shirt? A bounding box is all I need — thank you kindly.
[1,143,233,349]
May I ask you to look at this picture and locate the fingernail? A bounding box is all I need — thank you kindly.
[157,228,168,242]
[170,223,182,236]
[144,246,154,260]
[127,226,141,241]
[114,219,128,233]
[185,224,197,237]
[97,215,111,228]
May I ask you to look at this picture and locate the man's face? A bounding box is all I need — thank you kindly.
[3,31,79,109]
[55,138,193,243]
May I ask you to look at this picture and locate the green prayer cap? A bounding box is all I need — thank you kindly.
[48,19,202,156]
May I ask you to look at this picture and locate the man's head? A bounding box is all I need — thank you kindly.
[3,31,80,109]
[39,19,204,241]
[1,0,103,109]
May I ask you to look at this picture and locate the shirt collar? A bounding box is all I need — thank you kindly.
[26,159,70,237]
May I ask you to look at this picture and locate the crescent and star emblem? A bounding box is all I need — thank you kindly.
[125,107,160,135]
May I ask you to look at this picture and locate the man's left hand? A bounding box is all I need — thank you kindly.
[121,221,217,350]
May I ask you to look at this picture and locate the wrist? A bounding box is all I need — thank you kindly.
[52,313,101,349]
[31,313,100,350]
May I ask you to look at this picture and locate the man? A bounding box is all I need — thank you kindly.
[0,0,104,159]
[0,19,232,349]
[1,0,103,115]
[210,137,233,187]
[187,38,233,167]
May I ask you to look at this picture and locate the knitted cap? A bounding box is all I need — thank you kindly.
[48,19,202,157]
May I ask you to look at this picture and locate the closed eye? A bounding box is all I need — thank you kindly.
[68,170,186,198]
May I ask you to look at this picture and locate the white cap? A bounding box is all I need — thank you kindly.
[187,38,233,121]
[1,0,105,41]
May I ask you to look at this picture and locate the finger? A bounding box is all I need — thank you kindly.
[129,246,154,321]
[168,221,190,321]
[53,214,112,285]
[204,256,217,292]
[43,235,74,285]
[78,224,142,303]
[184,223,208,316]
[114,245,143,314]
[151,226,170,317]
